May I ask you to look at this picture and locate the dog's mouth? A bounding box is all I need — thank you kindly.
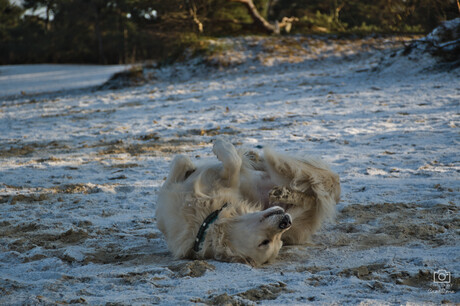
[261,207,292,230]
[262,207,285,219]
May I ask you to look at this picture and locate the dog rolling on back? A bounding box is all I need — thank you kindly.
[156,139,340,266]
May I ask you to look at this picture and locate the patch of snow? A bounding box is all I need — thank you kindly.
[0,64,129,97]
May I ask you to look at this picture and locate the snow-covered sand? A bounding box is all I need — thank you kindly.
[0,35,459,305]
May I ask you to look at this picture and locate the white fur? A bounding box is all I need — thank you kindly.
[156,139,340,266]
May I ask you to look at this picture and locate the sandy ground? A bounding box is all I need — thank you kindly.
[0,35,459,305]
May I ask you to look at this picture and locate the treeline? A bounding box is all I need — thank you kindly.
[1,0,458,65]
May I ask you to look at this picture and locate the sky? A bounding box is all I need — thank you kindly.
[10,0,48,18]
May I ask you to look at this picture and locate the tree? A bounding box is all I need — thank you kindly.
[183,0,297,34]
[1,0,459,65]
[23,0,57,31]
[0,0,23,40]
[231,0,277,33]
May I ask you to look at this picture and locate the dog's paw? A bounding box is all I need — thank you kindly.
[269,186,293,203]
[213,138,236,156]
[268,186,310,206]
[245,150,261,162]
[213,138,241,168]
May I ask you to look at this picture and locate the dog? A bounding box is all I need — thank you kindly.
[156,139,340,266]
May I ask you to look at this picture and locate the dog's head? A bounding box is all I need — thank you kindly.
[213,206,291,266]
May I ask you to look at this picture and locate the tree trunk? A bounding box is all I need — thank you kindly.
[119,13,126,64]
[230,0,278,34]
[331,0,345,30]
[186,0,204,33]
[45,7,50,31]
[94,6,106,64]
[332,0,345,23]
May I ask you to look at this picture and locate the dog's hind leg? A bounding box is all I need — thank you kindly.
[269,186,315,206]
[164,154,195,186]
[263,148,340,205]
[212,138,242,188]
[263,148,340,244]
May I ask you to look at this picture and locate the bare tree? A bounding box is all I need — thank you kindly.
[230,0,297,34]
[230,0,276,33]
[186,0,204,33]
[184,0,296,34]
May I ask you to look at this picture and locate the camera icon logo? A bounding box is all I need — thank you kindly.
[433,270,451,284]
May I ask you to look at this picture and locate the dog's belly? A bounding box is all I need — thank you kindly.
[251,171,277,209]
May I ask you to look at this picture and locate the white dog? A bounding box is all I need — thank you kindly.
[156,139,340,266]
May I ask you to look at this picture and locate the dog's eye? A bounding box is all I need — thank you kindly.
[259,239,270,247]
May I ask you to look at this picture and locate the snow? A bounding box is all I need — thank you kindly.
[0,64,128,97]
[0,34,459,305]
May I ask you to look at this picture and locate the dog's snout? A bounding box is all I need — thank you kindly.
[279,214,292,229]
[262,206,285,219]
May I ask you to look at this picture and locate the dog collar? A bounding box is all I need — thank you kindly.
[193,203,228,252]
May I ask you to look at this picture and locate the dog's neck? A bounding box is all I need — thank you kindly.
[193,203,262,262]
[189,196,262,260]
[193,203,228,253]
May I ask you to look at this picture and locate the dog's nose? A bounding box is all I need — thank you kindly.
[279,214,292,229]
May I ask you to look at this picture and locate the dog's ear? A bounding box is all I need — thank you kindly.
[211,218,261,266]
[240,256,258,267]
